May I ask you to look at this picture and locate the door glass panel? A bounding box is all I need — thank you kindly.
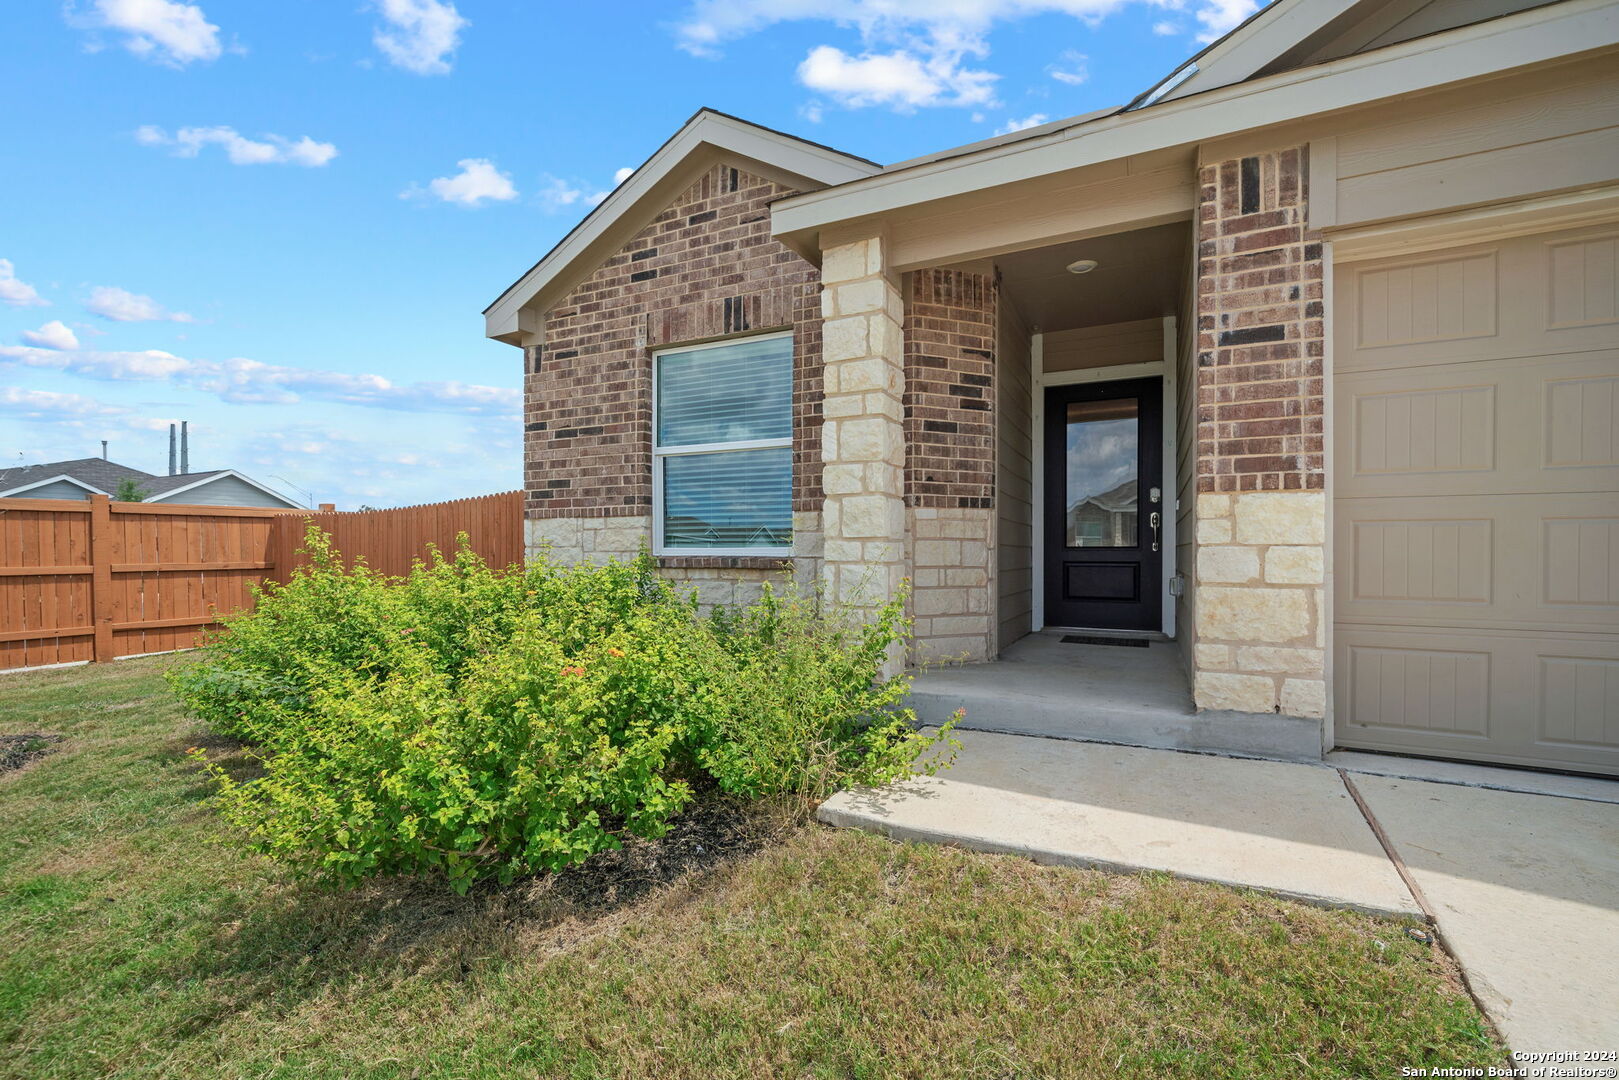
[1065,398,1139,548]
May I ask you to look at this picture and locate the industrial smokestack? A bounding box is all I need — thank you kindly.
[180,421,189,475]
[168,424,177,476]
[101,440,108,460]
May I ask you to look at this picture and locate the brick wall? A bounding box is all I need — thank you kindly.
[1191,146,1327,723]
[904,268,996,508]
[1195,147,1324,493]
[526,164,823,528]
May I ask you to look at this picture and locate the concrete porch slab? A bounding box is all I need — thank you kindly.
[910,632,1323,761]
[1326,750,1619,805]
[1353,776,1619,1054]
[820,728,1421,918]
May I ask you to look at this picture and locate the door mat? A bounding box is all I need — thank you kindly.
[1060,634,1149,648]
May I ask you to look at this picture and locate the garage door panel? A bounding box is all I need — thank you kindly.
[1336,494,1619,632]
[1334,220,1619,775]
[1539,654,1619,751]
[1335,627,1619,773]
[1338,228,1619,374]
[1336,349,1619,499]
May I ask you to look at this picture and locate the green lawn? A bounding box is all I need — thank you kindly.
[1,656,1498,1079]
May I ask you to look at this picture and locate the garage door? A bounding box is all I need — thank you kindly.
[1334,222,1619,776]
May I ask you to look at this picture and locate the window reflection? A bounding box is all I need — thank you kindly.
[1065,398,1139,548]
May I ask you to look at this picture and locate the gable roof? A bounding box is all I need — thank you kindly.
[483,109,881,345]
[141,469,301,507]
[1130,0,1567,108]
[0,457,301,507]
[0,457,150,496]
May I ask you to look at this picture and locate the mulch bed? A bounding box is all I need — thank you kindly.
[0,733,64,776]
[529,797,790,913]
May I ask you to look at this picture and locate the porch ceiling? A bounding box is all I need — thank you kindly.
[993,221,1190,335]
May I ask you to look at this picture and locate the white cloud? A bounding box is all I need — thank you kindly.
[613,166,635,185]
[136,125,338,167]
[406,158,518,206]
[1047,49,1088,85]
[373,0,468,75]
[0,386,130,419]
[673,1,1262,107]
[85,286,195,324]
[21,321,80,350]
[1195,0,1260,41]
[75,0,223,66]
[798,43,997,110]
[1152,19,1180,34]
[0,259,48,307]
[0,345,520,418]
[537,176,585,210]
[995,113,1049,135]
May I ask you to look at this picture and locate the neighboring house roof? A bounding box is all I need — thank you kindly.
[0,457,149,495]
[1069,479,1139,516]
[0,457,301,508]
[0,473,110,498]
[139,470,300,507]
[483,109,882,344]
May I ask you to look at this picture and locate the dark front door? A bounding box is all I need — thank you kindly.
[1043,377,1163,631]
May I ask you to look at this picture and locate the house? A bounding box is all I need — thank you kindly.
[488,0,1619,778]
[0,457,302,509]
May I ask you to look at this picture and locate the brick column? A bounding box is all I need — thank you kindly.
[818,231,908,665]
[1192,147,1327,721]
[904,268,996,663]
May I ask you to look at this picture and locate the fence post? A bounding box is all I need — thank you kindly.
[89,493,114,663]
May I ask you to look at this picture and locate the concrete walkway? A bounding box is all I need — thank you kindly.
[820,728,1619,1053]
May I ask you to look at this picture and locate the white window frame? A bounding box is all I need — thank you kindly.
[652,330,794,557]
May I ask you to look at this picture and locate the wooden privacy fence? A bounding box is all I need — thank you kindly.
[270,491,524,579]
[0,490,522,672]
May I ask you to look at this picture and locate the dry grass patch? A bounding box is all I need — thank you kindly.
[0,656,1499,1079]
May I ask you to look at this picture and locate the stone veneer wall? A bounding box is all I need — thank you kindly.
[525,512,823,607]
[1192,146,1327,720]
[907,506,994,662]
[816,233,908,670]
[521,163,824,588]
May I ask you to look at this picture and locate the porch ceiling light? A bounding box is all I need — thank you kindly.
[1066,258,1099,274]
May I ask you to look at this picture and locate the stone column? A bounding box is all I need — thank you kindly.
[1191,146,1328,721]
[817,230,908,667]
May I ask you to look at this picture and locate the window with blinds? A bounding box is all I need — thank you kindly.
[653,332,793,554]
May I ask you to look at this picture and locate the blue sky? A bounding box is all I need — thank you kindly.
[1,0,1258,508]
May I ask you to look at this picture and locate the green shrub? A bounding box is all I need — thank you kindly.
[173,528,955,891]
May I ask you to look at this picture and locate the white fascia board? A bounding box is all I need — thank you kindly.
[0,474,108,498]
[483,111,880,345]
[772,0,1619,240]
[147,471,302,508]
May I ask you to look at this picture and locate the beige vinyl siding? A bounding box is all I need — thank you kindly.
[1333,220,1619,776]
[996,299,1034,651]
[1322,54,1619,231]
[1042,318,1162,373]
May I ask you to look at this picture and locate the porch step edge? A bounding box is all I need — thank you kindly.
[910,689,1324,762]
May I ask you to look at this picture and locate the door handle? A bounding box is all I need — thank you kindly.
[1149,511,1161,552]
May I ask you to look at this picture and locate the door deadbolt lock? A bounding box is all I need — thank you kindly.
[1149,485,1161,504]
